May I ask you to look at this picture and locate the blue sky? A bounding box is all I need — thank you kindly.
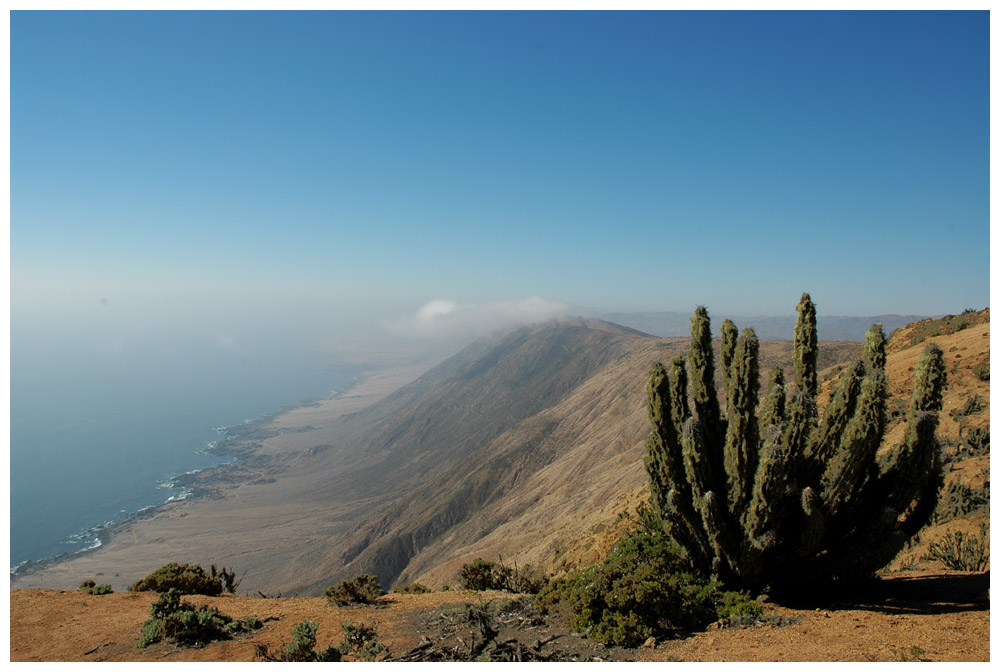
[11,10,989,320]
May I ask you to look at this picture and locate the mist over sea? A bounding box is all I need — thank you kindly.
[10,318,358,572]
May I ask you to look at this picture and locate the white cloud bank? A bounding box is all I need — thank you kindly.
[384,296,574,342]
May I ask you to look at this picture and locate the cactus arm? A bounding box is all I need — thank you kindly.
[864,323,887,369]
[802,360,864,483]
[877,345,946,510]
[668,356,691,429]
[819,369,888,517]
[643,363,711,566]
[759,367,786,429]
[794,293,819,396]
[781,391,817,484]
[722,329,760,516]
[720,319,739,400]
[689,306,724,451]
[743,424,790,542]
[699,491,740,581]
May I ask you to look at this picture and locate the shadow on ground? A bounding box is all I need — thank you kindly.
[776,571,989,615]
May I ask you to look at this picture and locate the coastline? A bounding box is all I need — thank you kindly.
[10,359,434,590]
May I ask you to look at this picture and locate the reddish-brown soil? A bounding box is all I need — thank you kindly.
[10,570,988,662]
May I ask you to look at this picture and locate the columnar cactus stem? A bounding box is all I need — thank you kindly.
[688,306,725,486]
[723,329,760,516]
[668,356,690,430]
[794,293,819,396]
[720,319,739,399]
[759,367,786,429]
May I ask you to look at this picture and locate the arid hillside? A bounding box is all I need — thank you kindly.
[13,316,858,596]
[511,309,991,583]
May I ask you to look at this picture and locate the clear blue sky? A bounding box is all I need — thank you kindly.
[11,10,989,318]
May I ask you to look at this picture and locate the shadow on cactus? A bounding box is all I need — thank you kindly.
[643,294,947,595]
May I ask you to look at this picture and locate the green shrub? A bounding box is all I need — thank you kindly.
[224,615,263,634]
[460,559,510,591]
[275,621,342,662]
[714,590,765,623]
[210,564,242,594]
[130,562,223,596]
[79,580,113,595]
[951,395,984,418]
[458,558,545,593]
[507,564,547,594]
[973,361,990,381]
[535,531,760,647]
[339,621,388,661]
[392,582,431,594]
[961,425,990,456]
[927,523,990,572]
[135,588,261,648]
[934,480,990,523]
[325,574,385,606]
[258,620,386,662]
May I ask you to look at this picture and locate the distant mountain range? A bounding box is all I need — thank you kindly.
[599,311,930,342]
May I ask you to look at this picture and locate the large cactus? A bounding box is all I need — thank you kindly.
[643,293,946,592]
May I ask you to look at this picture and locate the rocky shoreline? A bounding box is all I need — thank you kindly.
[9,388,347,584]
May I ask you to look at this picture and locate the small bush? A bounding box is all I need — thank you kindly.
[135,588,261,648]
[535,531,760,647]
[973,361,989,381]
[507,564,547,594]
[951,395,984,419]
[460,559,510,591]
[79,580,113,595]
[458,557,545,593]
[325,574,385,606]
[927,524,990,572]
[714,590,765,623]
[934,480,990,523]
[339,621,388,661]
[210,564,242,594]
[224,615,263,634]
[392,582,430,594]
[275,621,342,662]
[259,620,385,662]
[130,562,223,596]
[961,425,990,456]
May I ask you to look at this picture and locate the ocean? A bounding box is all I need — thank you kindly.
[10,329,358,573]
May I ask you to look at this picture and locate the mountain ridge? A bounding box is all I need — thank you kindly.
[601,310,931,341]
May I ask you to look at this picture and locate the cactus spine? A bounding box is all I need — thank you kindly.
[642,294,946,592]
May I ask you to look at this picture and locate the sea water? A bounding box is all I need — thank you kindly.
[10,327,358,573]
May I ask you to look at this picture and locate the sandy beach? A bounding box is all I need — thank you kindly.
[10,359,437,594]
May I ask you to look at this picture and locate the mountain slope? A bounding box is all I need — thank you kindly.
[8,315,887,596]
[324,332,861,592]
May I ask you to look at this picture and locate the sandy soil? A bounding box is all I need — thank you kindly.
[9,570,989,662]
[259,362,433,455]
